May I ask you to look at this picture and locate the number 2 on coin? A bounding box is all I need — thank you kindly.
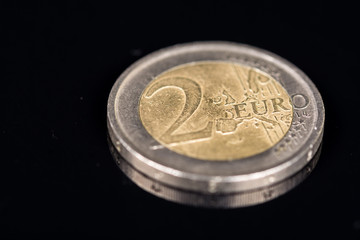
[145,77,213,144]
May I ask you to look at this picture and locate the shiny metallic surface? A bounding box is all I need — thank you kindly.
[107,42,325,208]
[109,138,322,208]
[139,62,294,161]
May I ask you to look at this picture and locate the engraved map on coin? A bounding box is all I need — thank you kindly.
[139,62,293,161]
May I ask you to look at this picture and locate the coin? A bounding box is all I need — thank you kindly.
[107,42,325,208]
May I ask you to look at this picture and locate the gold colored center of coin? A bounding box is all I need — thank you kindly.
[139,62,293,161]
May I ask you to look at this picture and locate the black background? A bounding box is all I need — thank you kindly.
[1,1,360,239]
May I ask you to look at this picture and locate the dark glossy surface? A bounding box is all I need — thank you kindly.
[1,1,359,239]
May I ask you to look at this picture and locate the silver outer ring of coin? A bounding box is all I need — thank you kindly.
[107,41,325,208]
